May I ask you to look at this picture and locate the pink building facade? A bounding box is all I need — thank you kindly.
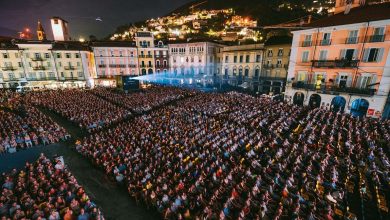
[285,3,390,118]
[92,42,139,79]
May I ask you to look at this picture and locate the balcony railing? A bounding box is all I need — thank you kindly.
[345,37,358,44]
[367,34,385,43]
[32,66,47,70]
[31,57,45,61]
[156,65,168,68]
[275,64,283,68]
[301,41,312,47]
[2,66,17,71]
[109,64,127,68]
[140,64,153,68]
[128,64,137,68]
[311,59,359,68]
[139,55,153,58]
[64,66,76,70]
[263,64,274,69]
[319,39,331,46]
[27,77,56,81]
[98,64,106,68]
[59,77,83,81]
[292,82,375,96]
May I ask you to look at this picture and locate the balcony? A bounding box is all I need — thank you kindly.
[345,37,358,44]
[31,57,45,61]
[128,64,137,68]
[109,64,127,68]
[259,76,286,81]
[263,64,274,69]
[292,82,375,96]
[139,55,153,58]
[319,39,331,46]
[32,66,47,70]
[27,77,56,81]
[311,59,359,68]
[275,64,283,68]
[156,65,168,68]
[301,41,312,47]
[2,66,17,71]
[140,64,153,68]
[367,34,385,43]
[59,77,81,81]
[64,66,76,70]
[98,64,106,68]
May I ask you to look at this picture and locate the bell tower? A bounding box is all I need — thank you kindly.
[37,20,46,41]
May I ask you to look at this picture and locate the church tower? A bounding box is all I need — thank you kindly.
[37,20,46,41]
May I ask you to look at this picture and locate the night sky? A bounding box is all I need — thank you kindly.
[0,0,192,39]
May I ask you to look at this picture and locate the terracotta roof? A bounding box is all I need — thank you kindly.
[306,3,390,28]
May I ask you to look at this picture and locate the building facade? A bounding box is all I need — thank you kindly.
[0,40,95,89]
[92,41,139,79]
[220,44,264,89]
[168,41,223,76]
[261,36,291,94]
[285,3,390,118]
[154,43,169,74]
[135,31,155,75]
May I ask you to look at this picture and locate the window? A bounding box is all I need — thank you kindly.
[322,33,331,45]
[340,49,358,60]
[267,49,273,57]
[78,72,83,77]
[225,56,229,62]
[357,74,376,89]
[65,53,71,58]
[8,72,15,80]
[347,30,358,44]
[363,48,384,62]
[239,55,243,63]
[75,53,80,58]
[246,55,250,63]
[303,35,312,46]
[277,49,283,57]
[2,53,8,58]
[244,69,249,77]
[371,27,385,42]
[277,59,282,67]
[234,56,237,63]
[319,50,328,60]
[57,53,61,58]
[301,51,310,62]
[256,55,261,62]
[45,53,50,58]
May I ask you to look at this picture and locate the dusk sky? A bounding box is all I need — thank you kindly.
[0,0,192,39]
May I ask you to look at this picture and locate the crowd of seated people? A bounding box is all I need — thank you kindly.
[88,86,197,113]
[0,153,104,219]
[76,91,390,219]
[26,89,132,132]
[0,93,70,154]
